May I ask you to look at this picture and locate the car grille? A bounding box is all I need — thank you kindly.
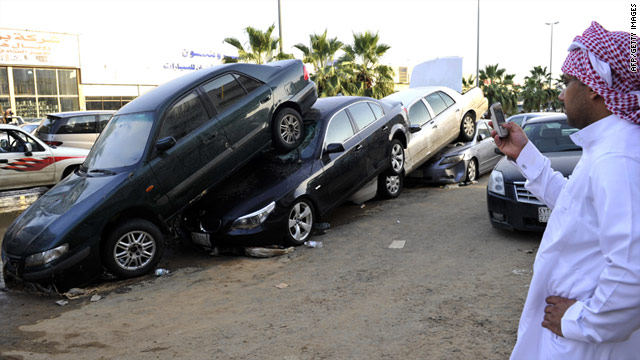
[513,181,543,205]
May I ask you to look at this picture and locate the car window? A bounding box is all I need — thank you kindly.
[234,74,262,94]
[348,102,377,131]
[425,92,448,116]
[202,74,247,113]
[368,102,384,119]
[57,115,97,134]
[507,115,525,127]
[524,121,581,153]
[159,91,209,142]
[477,122,491,138]
[438,91,455,107]
[325,110,354,145]
[0,129,42,153]
[409,100,432,125]
[98,114,112,130]
[0,130,12,152]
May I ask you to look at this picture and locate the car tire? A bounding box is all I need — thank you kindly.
[102,219,165,279]
[465,158,478,182]
[458,112,476,142]
[388,139,405,175]
[272,107,304,151]
[377,170,404,199]
[284,199,314,246]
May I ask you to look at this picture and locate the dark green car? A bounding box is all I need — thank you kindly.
[2,59,317,287]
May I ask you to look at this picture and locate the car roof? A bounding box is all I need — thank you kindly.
[382,86,450,105]
[47,110,116,118]
[522,113,568,125]
[304,96,382,122]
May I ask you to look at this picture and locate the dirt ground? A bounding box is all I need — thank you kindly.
[0,177,541,360]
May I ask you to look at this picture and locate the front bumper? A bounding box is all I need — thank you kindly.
[408,161,466,184]
[486,190,546,232]
[2,243,95,282]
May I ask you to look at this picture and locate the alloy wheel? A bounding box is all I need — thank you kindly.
[467,159,477,182]
[288,201,313,242]
[385,174,401,195]
[391,143,404,174]
[113,230,157,271]
[463,115,475,138]
[279,114,302,145]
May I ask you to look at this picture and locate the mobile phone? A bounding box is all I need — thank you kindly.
[490,102,509,138]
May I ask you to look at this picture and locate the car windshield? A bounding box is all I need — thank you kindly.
[273,122,321,162]
[83,112,154,170]
[523,120,581,153]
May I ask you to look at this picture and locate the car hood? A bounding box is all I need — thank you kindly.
[3,171,128,256]
[493,151,582,181]
[193,152,313,219]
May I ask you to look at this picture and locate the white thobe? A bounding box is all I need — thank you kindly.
[509,115,640,359]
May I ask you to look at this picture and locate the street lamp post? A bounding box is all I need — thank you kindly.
[545,21,559,88]
[278,0,283,54]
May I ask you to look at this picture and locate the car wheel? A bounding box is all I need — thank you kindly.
[465,158,478,182]
[388,139,404,175]
[272,107,304,151]
[377,170,404,199]
[102,219,165,279]
[285,199,314,246]
[458,112,476,142]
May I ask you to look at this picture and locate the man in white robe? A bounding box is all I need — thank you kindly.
[493,22,640,359]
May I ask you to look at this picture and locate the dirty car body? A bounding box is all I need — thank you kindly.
[409,120,501,184]
[181,96,409,249]
[2,60,317,287]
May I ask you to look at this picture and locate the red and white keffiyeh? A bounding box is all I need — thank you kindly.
[561,21,640,123]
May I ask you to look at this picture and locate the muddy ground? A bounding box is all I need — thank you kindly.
[0,177,541,359]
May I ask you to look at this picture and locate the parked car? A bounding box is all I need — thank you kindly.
[486,114,581,231]
[34,110,116,149]
[382,86,488,175]
[0,124,88,191]
[2,59,317,287]
[408,120,501,184]
[19,119,41,134]
[181,96,409,249]
[506,112,556,127]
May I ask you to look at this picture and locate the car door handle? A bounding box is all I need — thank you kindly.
[260,95,272,104]
[355,144,364,151]
[382,125,389,131]
[0,159,7,163]
[204,131,218,143]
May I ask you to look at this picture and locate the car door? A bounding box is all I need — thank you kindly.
[148,90,230,215]
[474,122,500,173]
[0,128,55,190]
[406,99,438,166]
[202,73,273,162]
[345,101,386,174]
[424,91,458,146]
[312,109,368,212]
[436,91,461,139]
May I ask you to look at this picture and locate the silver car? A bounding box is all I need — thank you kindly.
[34,110,116,149]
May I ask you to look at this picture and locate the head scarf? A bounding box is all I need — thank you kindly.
[561,21,640,123]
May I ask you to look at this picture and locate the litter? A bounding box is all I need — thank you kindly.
[90,295,102,302]
[63,288,86,299]
[275,283,289,289]
[512,269,533,275]
[304,241,323,248]
[244,246,294,258]
[56,300,69,306]
[155,268,170,276]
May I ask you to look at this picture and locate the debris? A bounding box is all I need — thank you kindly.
[512,269,532,275]
[396,220,401,224]
[90,295,102,302]
[389,240,406,249]
[360,204,366,209]
[275,283,289,289]
[56,300,69,306]
[154,268,170,276]
[63,288,86,299]
[244,246,294,258]
[304,241,323,248]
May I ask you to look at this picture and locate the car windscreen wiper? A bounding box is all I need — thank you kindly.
[89,168,116,175]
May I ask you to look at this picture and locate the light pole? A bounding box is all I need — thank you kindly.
[476,0,480,87]
[278,0,283,54]
[545,21,559,88]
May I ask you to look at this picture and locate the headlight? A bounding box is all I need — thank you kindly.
[231,202,276,230]
[440,154,464,165]
[25,243,69,267]
[488,170,505,195]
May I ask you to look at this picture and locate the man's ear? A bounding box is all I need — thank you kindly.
[588,87,601,100]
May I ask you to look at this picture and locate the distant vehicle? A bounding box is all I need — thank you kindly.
[506,112,557,127]
[2,59,317,288]
[181,96,409,249]
[383,86,488,175]
[0,124,88,191]
[4,116,25,126]
[486,114,581,231]
[34,110,116,149]
[409,120,501,184]
[19,119,41,134]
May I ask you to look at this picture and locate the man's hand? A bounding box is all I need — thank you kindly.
[542,296,577,337]
[489,121,529,160]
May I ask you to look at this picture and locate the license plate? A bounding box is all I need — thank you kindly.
[538,207,552,223]
[191,232,211,247]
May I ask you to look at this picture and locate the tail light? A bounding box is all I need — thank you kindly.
[402,106,409,117]
[303,65,309,81]
[45,140,63,147]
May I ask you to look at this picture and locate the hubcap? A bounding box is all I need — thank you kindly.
[288,202,313,242]
[386,175,400,195]
[113,231,156,271]
[467,161,477,181]
[280,115,301,145]
[391,143,404,173]
[463,116,475,137]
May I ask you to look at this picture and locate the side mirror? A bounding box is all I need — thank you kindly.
[156,136,176,152]
[477,133,487,141]
[494,147,505,156]
[324,143,345,155]
[24,142,33,155]
[409,124,422,133]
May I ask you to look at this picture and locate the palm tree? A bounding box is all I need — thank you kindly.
[294,30,345,96]
[462,74,476,92]
[338,31,395,99]
[520,66,556,112]
[223,25,293,64]
[478,64,519,115]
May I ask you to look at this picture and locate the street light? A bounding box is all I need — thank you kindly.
[545,21,559,88]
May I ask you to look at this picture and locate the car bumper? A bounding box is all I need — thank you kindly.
[2,243,96,283]
[292,81,318,116]
[486,191,546,232]
[408,161,466,184]
[189,217,286,249]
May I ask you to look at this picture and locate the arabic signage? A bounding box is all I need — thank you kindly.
[0,28,80,68]
[162,49,236,72]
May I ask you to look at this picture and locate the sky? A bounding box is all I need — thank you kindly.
[0,0,632,85]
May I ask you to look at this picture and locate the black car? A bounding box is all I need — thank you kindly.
[486,114,581,231]
[181,96,410,248]
[2,59,317,287]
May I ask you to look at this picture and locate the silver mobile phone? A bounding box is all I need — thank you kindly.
[490,102,509,138]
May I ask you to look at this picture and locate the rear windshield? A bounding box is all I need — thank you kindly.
[38,115,97,134]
